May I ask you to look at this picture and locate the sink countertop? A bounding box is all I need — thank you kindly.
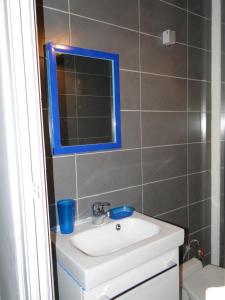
[51,212,184,290]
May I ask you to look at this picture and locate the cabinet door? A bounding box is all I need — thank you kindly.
[115,266,179,300]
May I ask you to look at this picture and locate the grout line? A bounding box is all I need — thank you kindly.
[41,5,211,53]
[188,198,211,207]
[142,174,188,186]
[121,109,211,113]
[189,225,211,236]
[120,68,211,83]
[68,0,71,44]
[50,141,212,159]
[154,205,188,218]
[154,198,210,220]
[187,1,190,233]
[78,184,143,200]
[138,0,144,214]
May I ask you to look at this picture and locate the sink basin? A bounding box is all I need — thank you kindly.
[70,217,160,256]
[51,212,184,290]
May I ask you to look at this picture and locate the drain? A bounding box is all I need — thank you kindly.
[116,224,121,231]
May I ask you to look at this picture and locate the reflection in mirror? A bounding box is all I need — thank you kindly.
[45,43,121,155]
[56,54,114,146]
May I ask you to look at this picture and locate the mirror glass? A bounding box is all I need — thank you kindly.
[45,44,121,155]
[56,54,113,146]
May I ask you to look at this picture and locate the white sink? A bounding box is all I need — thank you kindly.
[51,212,184,290]
[70,217,160,256]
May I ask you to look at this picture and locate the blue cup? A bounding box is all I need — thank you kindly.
[57,199,75,234]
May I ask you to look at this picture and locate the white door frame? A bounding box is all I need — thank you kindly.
[211,0,221,265]
[1,0,54,298]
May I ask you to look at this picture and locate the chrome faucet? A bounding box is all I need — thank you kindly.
[91,202,111,225]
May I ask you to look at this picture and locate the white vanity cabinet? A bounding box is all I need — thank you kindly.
[56,248,180,300]
[52,213,184,300]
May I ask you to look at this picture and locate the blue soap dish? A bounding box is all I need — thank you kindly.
[109,206,135,220]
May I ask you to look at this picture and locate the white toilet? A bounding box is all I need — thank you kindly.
[180,258,225,300]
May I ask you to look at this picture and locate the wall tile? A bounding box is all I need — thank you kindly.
[70,15,139,70]
[141,74,187,111]
[120,71,140,110]
[77,186,142,220]
[188,13,211,50]
[188,80,211,112]
[165,0,187,9]
[76,150,141,197]
[143,176,187,216]
[52,156,76,200]
[188,142,211,173]
[189,200,211,233]
[188,0,211,19]
[36,6,70,57]
[69,0,139,30]
[189,171,211,204]
[140,0,187,43]
[142,112,187,147]
[156,207,188,229]
[36,0,68,11]
[142,145,187,183]
[188,112,211,143]
[121,111,141,149]
[188,47,211,81]
[141,34,187,77]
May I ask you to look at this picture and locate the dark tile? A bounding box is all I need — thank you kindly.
[188,47,211,81]
[221,168,224,195]
[120,71,140,110]
[76,73,112,97]
[48,204,57,228]
[188,0,211,19]
[221,113,225,141]
[60,117,78,140]
[142,145,187,183]
[140,0,187,43]
[77,186,142,219]
[77,96,112,117]
[141,74,187,111]
[189,227,211,258]
[70,15,139,70]
[188,112,211,143]
[189,200,211,233]
[56,54,75,72]
[57,70,76,94]
[222,1,225,23]
[222,54,225,82]
[221,24,225,54]
[52,156,76,201]
[69,0,139,30]
[156,207,188,230]
[142,112,187,147]
[121,111,141,149]
[221,141,225,167]
[165,0,187,8]
[188,13,211,50]
[36,6,70,57]
[75,56,112,76]
[78,117,112,139]
[188,80,211,112]
[46,158,55,203]
[143,176,187,216]
[141,34,187,77]
[42,109,52,157]
[188,171,211,204]
[36,0,68,11]
[188,142,211,173]
[221,84,225,112]
[59,95,77,118]
[76,149,141,197]
[39,57,48,109]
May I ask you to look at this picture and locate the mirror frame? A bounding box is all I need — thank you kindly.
[45,43,121,155]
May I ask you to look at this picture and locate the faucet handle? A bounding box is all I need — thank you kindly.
[92,202,111,216]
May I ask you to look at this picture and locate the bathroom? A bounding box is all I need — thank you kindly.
[0,0,224,299]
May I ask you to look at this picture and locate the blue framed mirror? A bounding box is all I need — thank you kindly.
[45,43,121,155]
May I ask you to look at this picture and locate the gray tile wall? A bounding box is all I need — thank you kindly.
[36,0,212,261]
